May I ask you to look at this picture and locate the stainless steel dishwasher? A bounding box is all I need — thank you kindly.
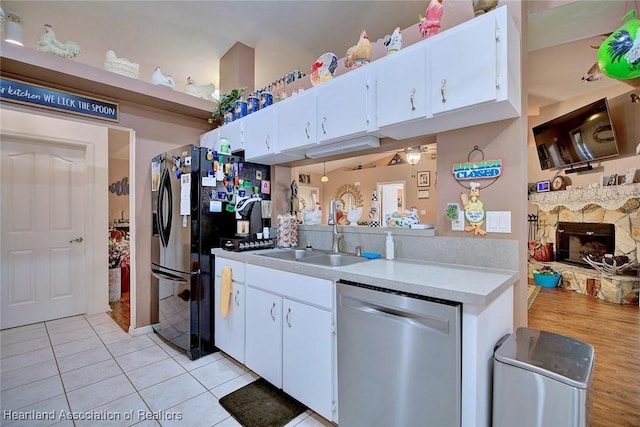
[337,280,461,427]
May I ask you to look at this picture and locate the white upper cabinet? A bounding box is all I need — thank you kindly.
[277,90,317,152]
[243,108,276,161]
[376,6,520,140]
[427,6,520,129]
[376,43,429,129]
[217,119,244,153]
[315,66,376,144]
[204,7,520,158]
[429,9,498,114]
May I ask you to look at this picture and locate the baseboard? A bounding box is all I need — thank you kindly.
[129,323,158,336]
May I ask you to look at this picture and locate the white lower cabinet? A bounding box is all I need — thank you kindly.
[245,286,283,387]
[245,265,335,422]
[214,258,246,363]
[282,298,333,420]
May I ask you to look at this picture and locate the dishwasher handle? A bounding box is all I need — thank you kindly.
[341,295,450,334]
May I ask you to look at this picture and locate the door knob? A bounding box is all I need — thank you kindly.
[70,237,83,243]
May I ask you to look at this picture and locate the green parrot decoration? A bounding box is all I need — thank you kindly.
[597,10,640,87]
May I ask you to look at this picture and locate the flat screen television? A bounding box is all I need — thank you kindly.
[532,97,620,171]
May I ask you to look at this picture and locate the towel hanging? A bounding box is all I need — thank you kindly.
[220,266,233,317]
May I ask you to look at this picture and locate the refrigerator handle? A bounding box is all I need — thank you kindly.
[157,168,172,248]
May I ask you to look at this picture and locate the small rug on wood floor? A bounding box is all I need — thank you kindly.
[528,285,541,309]
[219,378,306,427]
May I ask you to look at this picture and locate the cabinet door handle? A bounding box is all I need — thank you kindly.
[321,117,327,134]
[234,290,240,306]
[270,302,276,321]
[440,79,447,103]
[286,308,292,328]
[410,88,416,111]
[70,237,83,243]
[305,121,310,139]
[265,134,270,150]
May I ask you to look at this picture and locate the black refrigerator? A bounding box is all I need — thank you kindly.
[151,144,270,359]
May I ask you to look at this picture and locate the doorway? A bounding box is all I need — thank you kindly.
[108,130,132,332]
[0,108,110,329]
[377,181,405,225]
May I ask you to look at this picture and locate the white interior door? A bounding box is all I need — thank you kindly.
[1,139,87,329]
[377,181,405,225]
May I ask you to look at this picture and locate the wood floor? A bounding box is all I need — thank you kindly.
[108,291,130,332]
[106,286,639,425]
[528,286,640,427]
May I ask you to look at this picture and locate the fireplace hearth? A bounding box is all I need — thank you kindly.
[556,222,615,267]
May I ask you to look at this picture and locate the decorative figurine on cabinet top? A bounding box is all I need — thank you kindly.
[344,30,373,69]
[37,24,81,59]
[460,182,487,236]
[184,77,216,100]
[310,52,338,86]
[104,50,140,79]
[473,0,498,16]
[418,0,444,38]
[384,27,403,55]
[150,67,175,89]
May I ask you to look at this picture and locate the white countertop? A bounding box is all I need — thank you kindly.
[211,248,518,306]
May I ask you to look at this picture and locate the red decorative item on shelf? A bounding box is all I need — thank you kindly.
[532,242,554,262]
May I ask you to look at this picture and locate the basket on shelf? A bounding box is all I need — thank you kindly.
[104,50,140,79]
[583,254,636,275]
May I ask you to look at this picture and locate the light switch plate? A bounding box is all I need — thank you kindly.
[486,211,511,233]
[450,203,465,231]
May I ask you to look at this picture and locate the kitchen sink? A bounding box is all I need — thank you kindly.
[257,249,369,267]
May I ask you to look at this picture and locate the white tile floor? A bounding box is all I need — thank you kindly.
[1,313,334,427]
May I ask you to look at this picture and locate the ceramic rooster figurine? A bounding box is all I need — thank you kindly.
[460,182,486,236]
[419,0,444,38]
[384,27,403,55]
[302,202,323,225]
[37,24,81,59]
[150,67,175,89]
[344,30,372,69]
[184,77,216,100]
[347,206,363,226]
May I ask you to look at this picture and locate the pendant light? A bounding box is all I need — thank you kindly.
[321,162,329,182]
[405,147,421,165]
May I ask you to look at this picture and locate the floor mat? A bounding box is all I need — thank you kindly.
[528,285,541,309]
[219,378,306,427]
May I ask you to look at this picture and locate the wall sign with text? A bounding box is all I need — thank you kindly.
[0,77,119,122]
[452,159,503,181]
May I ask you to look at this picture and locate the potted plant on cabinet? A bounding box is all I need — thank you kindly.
[208,87,247,128]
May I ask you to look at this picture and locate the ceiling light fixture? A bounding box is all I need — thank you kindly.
[4,11,23,46]
[321,162,329,182]
[405,148,421,165]
[306,135,380,159]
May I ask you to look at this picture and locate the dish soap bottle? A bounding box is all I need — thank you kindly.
[385,232,395,260]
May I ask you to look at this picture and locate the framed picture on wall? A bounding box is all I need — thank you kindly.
[418,189,430,199]
[622,168,637,185]
[417,171,430,187]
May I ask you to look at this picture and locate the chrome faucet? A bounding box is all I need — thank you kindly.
[327,199,337,225]
[332,223,343,253]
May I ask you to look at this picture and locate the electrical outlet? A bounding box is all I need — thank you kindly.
[449,203,465,231]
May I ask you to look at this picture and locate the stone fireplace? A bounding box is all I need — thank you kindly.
[529,184,640,304]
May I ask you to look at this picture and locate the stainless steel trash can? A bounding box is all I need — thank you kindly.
[493,327,595,427]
